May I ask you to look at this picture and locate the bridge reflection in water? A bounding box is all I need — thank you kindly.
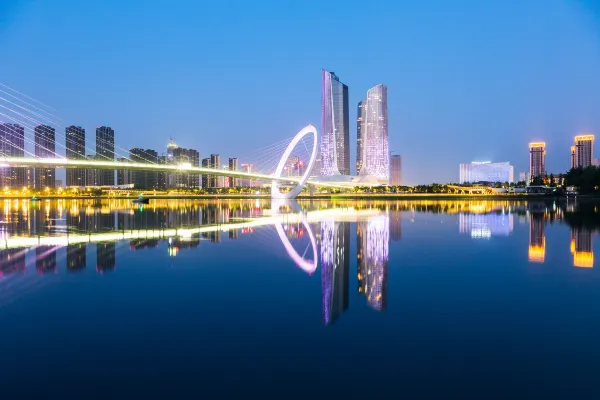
[0,198,597,322]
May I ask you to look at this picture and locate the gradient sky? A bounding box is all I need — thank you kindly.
[1,0,600,184]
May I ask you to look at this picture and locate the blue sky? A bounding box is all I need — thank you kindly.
[1,0,600,184]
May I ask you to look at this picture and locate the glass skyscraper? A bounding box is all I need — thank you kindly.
[34,124,56,189]
[321,70,350,176]
[357,84,389,182]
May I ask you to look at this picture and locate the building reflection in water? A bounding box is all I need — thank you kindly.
[0,248,26,275]
[459,211,513,239]
[97,242,116,272]
[528,212,546,263]
[36,246,57,274]
[321,220,350,326]
[571,227,594,268]
[389,210,401,241]
[357,215,389,312]
[67,243,86,272]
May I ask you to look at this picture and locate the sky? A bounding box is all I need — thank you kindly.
[1,0,600,185]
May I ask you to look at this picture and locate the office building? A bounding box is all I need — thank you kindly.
[0,123,25,188]
[34,125,56,189]
[130,148,158,189]
[96,126,115,186]
[459,161,514,184]
[157,155,167,189]
[228,157,239,187]
[390,155,401,186]
[357,84,389,183]
[210,154,220,188]
[321,70,350,176]
[85,155,99,186]
[356,101,364,174]
[65,126,86,187]
[201,157,210,188]
[117,158,132,186]
[172,147,200,188]
[573,134,594,168]
[529,142,546,179]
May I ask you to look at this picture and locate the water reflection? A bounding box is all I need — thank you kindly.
[0,198,600,311]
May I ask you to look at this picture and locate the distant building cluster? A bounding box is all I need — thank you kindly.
[527,134,595,182]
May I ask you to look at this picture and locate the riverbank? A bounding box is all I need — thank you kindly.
[0,193,575,200]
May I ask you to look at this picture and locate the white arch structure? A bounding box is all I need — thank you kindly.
[271,199,318,274]
[271,125,319,199]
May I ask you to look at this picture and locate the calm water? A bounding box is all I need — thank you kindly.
[1,198,599,397]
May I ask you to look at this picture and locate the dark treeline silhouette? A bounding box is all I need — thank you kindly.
[565,166,600,194]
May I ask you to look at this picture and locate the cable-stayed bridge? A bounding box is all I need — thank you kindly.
[0,83,357,198]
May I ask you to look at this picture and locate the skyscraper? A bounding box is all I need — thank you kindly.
[529,142,546,180]
[358,84,389,183]
[129,148,158,189]
[34,125,56,189]
[228,157,239,187]
[210,154,220,188]
[201,157,210,188]
[356,100,364,174]
[0,123,25,188]
[172,147,200,188]
[96,126,115,186]
[65,125,86,187]
[390,155,401,186]
[573,134,594,168]
[321,70,350,176]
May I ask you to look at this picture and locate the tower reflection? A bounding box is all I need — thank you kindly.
[67,243,86,272]
[321,220,350,326]
[357,214,389,312]
[97,242,116,272]
[36,246,57,274]
[571,227,594,268]
[528,212,546,263]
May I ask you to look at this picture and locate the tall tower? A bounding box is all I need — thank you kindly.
[571,146,576,169]
[356,100,365,174]
[34,125,56,189]
[358,84,389,183]
[96,126,115,186]
[65,126,86,187]
[210,154,220,188]
[321,70,349,176]
[574,134,594,168]
[390,155,401,185]
[228,157,239,187]
[0,123,25,188]
[528,142,546,180]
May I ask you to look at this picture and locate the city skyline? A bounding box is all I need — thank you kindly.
[3,1,600,184]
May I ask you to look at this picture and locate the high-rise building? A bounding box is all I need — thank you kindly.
[117,157,132,186]
[210,154,220,188]
[529,142,546,180]
[157,155,167,189]
[65,126,86,187]
[201,157,210,188]
[459,161,514,184]
[0,123,25,188]
[356,101,364,174]
[85,155,98,186]
[321,70,350,176]
[241,163,255,187]
[390,155,401,186]
[34,125,56,189]
[358,84,389,183]
[228,157,239,187]
[96,126,115,186]
[172,147,200,188]
[130,148,158,189]
[573,134,594,168]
